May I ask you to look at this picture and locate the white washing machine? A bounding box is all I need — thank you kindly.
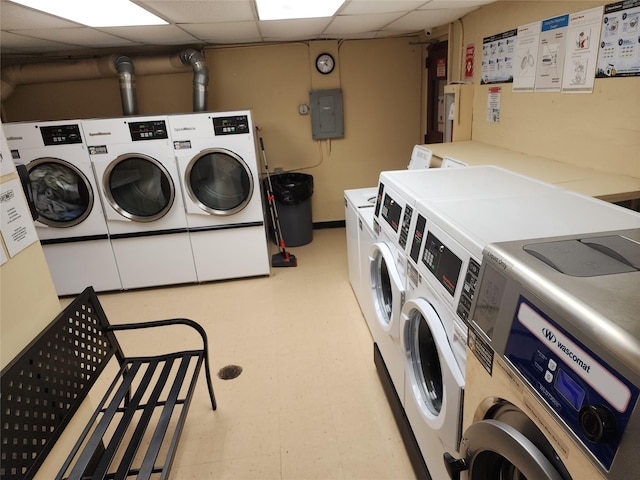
[448,228,640,479]
[403,187,640,479]
[4,120,121,295]
[370,166,558,406]
[82,116,197,290]
[167,111,269,282]
[344,187,377,332]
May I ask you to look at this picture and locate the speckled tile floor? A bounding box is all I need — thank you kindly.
[63,228,416,480]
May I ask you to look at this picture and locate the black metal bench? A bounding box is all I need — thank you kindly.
[1,286,217,480]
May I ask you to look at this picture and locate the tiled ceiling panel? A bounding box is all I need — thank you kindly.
[1,0,497,57]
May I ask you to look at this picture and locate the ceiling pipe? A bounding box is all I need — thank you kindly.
[114,55,137,116]
[0,52,191,103]
[179,48,208,112]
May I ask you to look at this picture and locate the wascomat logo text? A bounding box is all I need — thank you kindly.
[517,301,631,413]
[542,328,591,373]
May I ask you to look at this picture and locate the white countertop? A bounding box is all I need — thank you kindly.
[427,141,640,202]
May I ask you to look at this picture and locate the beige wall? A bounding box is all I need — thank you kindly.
[2,37,423,222]
[451,1,640,177]
[0,124,60,368]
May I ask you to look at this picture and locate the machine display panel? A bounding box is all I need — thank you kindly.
[128,120,168,141]
[505,297,639,472]
[40,124,83,146]
[212,115,250,135]
[422,231,462,297]
[381,193,402,233]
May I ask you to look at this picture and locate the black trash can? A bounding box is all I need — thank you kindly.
[265,173,314,247]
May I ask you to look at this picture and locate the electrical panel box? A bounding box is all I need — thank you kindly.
[310,88,344,140]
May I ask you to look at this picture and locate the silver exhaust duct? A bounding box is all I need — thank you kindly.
[114,55,137,116]
[1,49,209,113]
[180,48,209,112]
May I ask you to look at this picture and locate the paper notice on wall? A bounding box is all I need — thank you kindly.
[481,29,517,84]
[0,244,7,265]
[535,14,570,92]
[487,86,501,123]
[513,21,542,92]
[0,178,38,258]
[562,7,604,93]
[596,0,640,78]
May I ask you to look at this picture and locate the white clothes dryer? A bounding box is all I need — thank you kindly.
[403,187,640,479]
[82,116,197,290]
[167,111,269,282]
[4,120,121,295]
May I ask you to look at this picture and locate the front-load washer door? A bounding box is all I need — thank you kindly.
[402,297,464,453]
[28,158,94,228]
[103,154,175,222]
[459,415,570,480]
[184,148,253,216]
[369,241,405,342]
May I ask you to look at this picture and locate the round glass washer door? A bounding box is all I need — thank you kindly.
[103,153,175,222]
[185,148,253,216]
[28,157,94,228]
[406,306,444,416]
[464,402,571,480]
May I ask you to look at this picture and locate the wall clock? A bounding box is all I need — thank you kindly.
[315,53,335,75]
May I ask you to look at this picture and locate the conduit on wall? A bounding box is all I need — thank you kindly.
[1,49,209,113]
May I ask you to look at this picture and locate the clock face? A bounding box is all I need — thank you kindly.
[316,53,335,74]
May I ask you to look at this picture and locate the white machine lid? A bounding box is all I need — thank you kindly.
[419,189,640,259]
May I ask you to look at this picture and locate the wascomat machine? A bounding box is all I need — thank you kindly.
[445,228,640,480]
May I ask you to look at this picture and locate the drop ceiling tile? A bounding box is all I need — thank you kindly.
[138,0,256,24]
[420,0,493,9]
[97,25,200,45]
[0,2,81,30]
[181,21,261,44]
[1,30,79,51]
[259,18,332,40]
[325,13,406,35]
[387,7,476,30]
[14,27,140,48]
[340,0,429,15]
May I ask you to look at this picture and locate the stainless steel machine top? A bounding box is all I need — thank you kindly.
[469,228,640,478]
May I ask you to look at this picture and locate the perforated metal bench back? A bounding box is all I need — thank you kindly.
[1,287,120,480]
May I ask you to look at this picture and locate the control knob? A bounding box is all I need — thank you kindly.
[579,405,616,443]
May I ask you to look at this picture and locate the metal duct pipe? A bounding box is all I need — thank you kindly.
[1,53,190,103]
[1,56,116,102]
[114,55,137,116]
[180,48,209,112]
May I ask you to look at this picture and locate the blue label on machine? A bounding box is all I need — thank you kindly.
[504,297,638,471]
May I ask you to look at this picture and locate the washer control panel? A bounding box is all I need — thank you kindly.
[456,258,480,324]
[504,297,639,472]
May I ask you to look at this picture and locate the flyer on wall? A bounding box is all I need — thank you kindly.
[535,14,570,92]
[513,21,542,92]
[481,29,517,84]
[0,178,38,258]
[562,6,605,93]
[487,86,501,123]
[596,0,640,77]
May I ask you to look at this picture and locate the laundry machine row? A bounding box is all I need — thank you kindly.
[362,165,640,480]
[5,110,270,294]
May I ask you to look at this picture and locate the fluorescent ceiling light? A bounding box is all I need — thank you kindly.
[256,0,345,21]
[10,0,168,27]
